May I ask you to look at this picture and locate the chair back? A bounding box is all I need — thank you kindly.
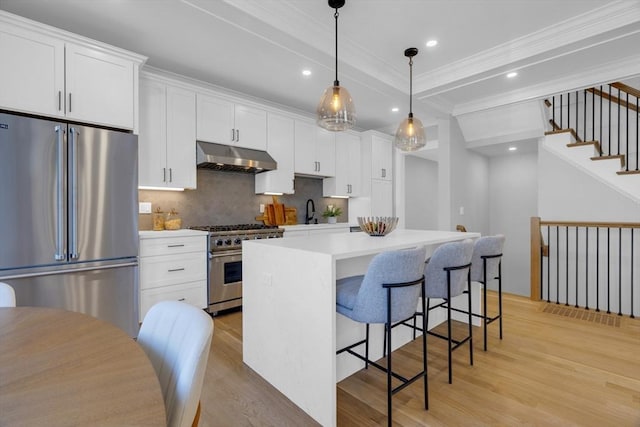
[0,282,16,307]
[137,301,214,427]
[470,235,505,283]
[424,239,474,299]
[351,246,427,324]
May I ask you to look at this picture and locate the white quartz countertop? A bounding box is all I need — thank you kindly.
[244,229,480,260]
[139,229,209,238]
[279,223,352,232]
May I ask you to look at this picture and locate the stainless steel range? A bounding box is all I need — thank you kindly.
[190,224,284,314]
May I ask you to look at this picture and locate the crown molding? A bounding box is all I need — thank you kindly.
[451,52,640,116]
[414,0,640,94]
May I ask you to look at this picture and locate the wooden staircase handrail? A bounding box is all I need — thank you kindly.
[610,82,640,99]
[586,87,639,113]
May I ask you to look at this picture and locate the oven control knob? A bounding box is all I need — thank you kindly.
[224,239,232,246]
[215,239,224,246]
[234,238,242,245]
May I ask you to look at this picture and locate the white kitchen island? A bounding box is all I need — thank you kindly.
[242,229,481,427]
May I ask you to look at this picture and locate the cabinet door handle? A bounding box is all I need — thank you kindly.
[382,168,386,178]
[168,268,185,272]
[58,91,62,111]
[231,129,235,141]
[68,93,72,113]
[163,168,167,182]
[317,161,321,172]
[167,244,185,248]
[169,168,173,182]
[236,129,240,141]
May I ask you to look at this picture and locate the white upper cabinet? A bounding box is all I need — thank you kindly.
[0,12,145,130]
[139,74,196,189]
[196,93,267,151]
[64,44,136,129]
[323,131,361,197]
[371,134,393,181]
[294,120,336,177]
[255,113,295,194]
[0,24,64,118]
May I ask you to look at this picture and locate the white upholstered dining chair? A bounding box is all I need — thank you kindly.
[0,282,16,307]
[137,301,214,427]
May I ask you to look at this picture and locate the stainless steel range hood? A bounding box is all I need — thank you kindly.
[196,141,276,173]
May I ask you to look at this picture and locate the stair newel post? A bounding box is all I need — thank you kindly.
[531,217,542,301]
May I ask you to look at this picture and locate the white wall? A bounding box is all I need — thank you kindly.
[449,118,490,234]
[404,155,438,229]
[489,151,539,297]
[539,141,640,221]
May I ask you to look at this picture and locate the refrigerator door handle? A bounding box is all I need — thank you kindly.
[55,125,66,261]
[0,261,139,280]
[69,127,79,260]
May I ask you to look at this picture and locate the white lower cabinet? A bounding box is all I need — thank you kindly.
[139,231,208,322]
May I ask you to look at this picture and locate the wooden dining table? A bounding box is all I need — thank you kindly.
[0,307,166,426]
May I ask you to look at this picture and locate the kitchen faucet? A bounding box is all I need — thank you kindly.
[305,199,316,224]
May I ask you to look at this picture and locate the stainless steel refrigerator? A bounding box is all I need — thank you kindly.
[0,112,139,336]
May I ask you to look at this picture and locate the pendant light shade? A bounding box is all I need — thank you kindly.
[317,0,356,131]
[395,48,426,151]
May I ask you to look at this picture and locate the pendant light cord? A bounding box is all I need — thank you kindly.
[334,9,339,86]
[409,56,413,117]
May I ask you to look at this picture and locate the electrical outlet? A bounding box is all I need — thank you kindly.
[259,204,265,213]
[139,202,152,214]
[459,206,465,215]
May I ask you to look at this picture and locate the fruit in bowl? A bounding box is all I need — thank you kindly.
[357,216,399,236]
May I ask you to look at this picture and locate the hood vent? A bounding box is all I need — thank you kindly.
[196,141,277,173]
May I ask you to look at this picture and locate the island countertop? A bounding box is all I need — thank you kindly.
[242,228,480,426]
[245,228,479,260]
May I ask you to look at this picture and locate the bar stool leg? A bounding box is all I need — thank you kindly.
[421,281,429,410]
[386,288,393,427]
[467,270,473,367]
[498,262,503,340]
[483,258,488,351]
[365,324,370,369]
[446,270,453,384]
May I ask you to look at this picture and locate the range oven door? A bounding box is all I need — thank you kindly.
[210,250,243,312]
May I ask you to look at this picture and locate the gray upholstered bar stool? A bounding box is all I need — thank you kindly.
[470,235,505,351]
[336,246,427,427]
[423,239,474,384]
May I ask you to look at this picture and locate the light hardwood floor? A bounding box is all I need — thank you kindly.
[198,292,640,426]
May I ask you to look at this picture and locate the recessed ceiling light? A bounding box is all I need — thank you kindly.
[426,40,438,48]
[391,107,399,112]
[508,146,517,151]
[506,72,518,78]
[302,69,312,76]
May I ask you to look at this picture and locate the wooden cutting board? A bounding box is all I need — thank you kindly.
[266,204,276,225]
[285,207,297,225]
[272,196,286,225]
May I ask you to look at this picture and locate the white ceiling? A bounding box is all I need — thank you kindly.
[2,0,640,145]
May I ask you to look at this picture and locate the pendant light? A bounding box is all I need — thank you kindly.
[316,0,356,131]
[394,47,426,151]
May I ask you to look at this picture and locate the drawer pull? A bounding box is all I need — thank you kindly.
[168,268,185,272]
[167,244,185,248]
[178,298,186,301]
